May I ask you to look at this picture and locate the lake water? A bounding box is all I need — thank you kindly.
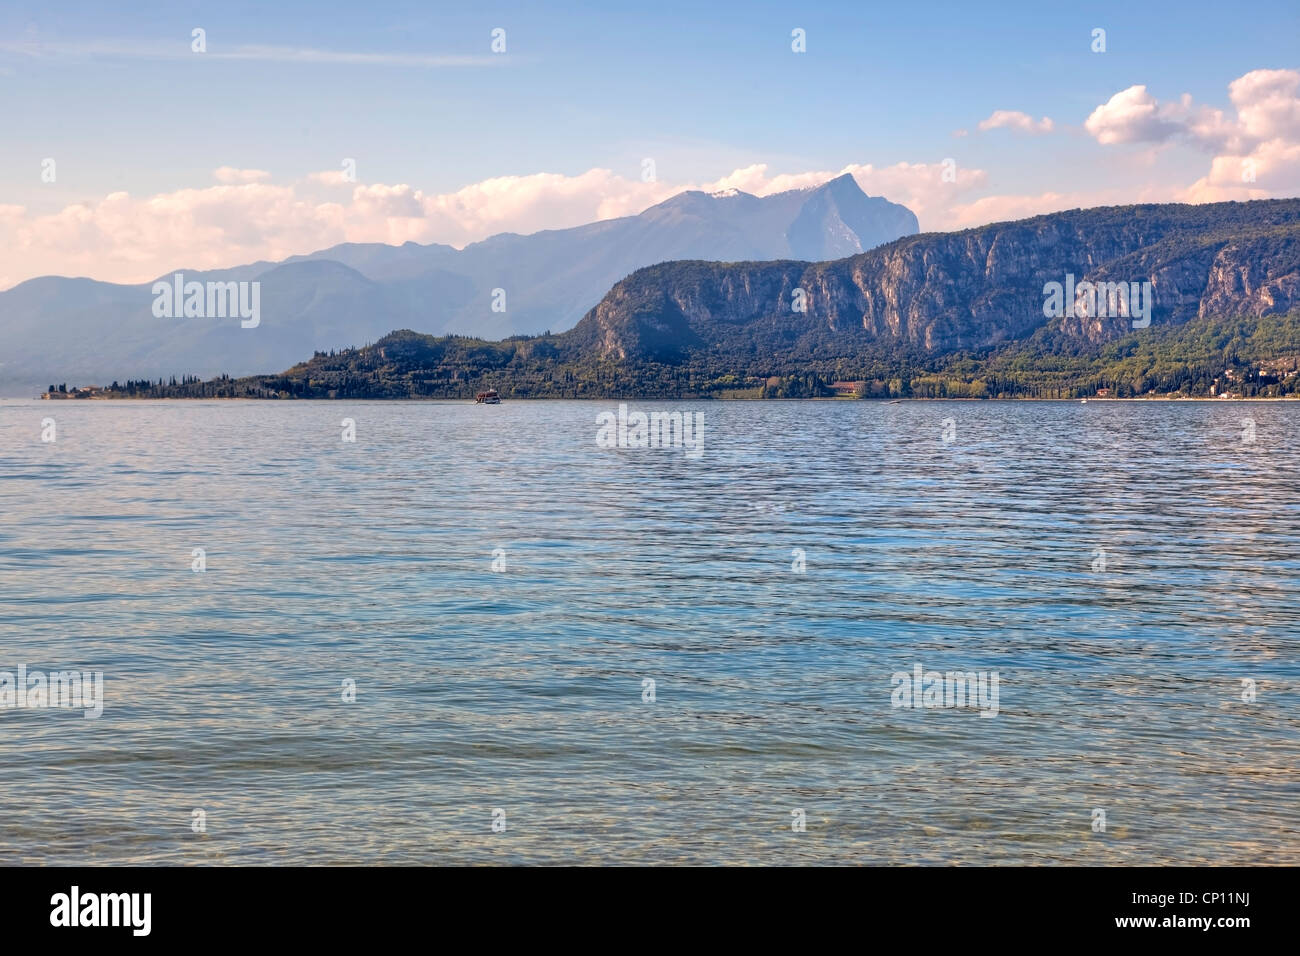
[1,398,1297,865]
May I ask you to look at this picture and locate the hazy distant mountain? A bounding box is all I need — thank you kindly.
[0,175,917,391]
[284,172,917,337]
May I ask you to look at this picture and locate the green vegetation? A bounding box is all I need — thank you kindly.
[102,311,1300,400]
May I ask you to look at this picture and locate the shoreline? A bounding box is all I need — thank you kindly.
[15,394,1300,403]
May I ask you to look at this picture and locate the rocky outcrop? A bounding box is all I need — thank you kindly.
[572,200,1300,361]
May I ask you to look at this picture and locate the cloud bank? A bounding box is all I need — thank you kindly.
[1085,68,1300,200]
[0,162,987,288]
[2,69,1296,290]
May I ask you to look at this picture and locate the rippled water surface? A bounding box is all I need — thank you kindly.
[1,399,1297,865]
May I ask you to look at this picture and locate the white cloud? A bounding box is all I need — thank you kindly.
[0,161,995,287]
[976,110,1054,134]
[1086,69,1300,202]
[1084,86,1185,144]
[1181,138,1300,202]
[1225,68,1300,145]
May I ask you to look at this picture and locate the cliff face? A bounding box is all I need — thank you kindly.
[570,200,1300,362]
[1197,235,1300,320]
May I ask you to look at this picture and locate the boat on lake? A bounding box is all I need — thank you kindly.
[475,389,501,404]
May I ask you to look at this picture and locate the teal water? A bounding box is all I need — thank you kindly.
[0,398,1296,864]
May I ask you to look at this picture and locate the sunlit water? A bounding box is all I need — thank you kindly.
[0,398,1296,865]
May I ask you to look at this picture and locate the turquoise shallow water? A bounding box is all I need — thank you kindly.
[0,398,1296,864]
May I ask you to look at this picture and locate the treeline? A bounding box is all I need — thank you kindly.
[100,312,1300,400]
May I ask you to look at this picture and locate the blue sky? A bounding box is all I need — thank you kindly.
[2,0,1298,286]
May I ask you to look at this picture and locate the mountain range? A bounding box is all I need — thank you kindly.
[0,174,917,391]
[572,199,1300,362]
[107,198,1300,401]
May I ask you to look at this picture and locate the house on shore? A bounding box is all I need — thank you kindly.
[41,386,105,400]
